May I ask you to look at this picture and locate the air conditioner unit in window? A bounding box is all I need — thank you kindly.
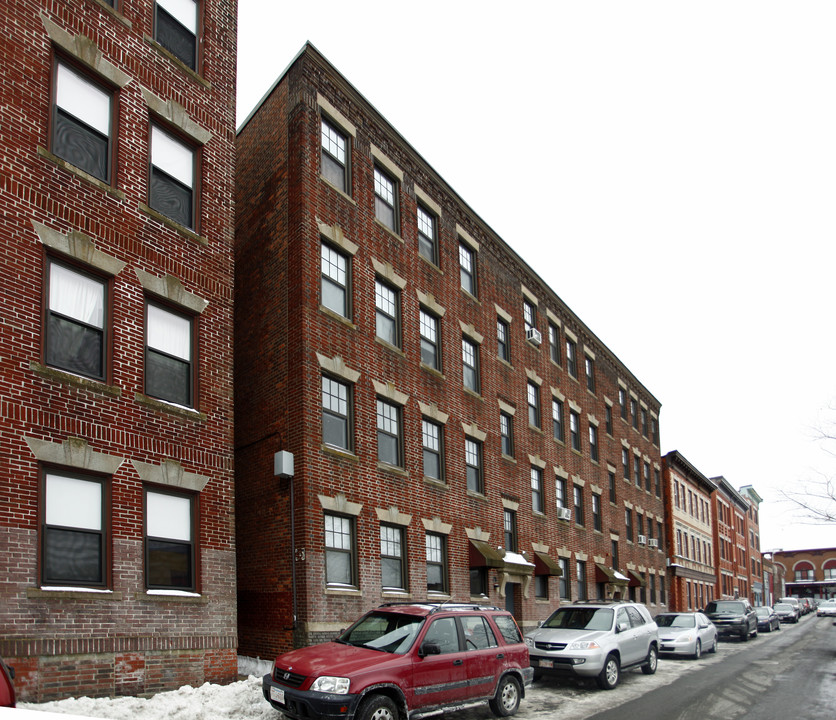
[526,327,542,346]
[648,539,659,548]
[638,535,647,545]
[556,507,571,521]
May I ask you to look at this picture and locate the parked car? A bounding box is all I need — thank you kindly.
[800,598,814,615]
[0,657,15,708]
[263,603,532,720]
[703,599,758,641]
[656,612,717,659]
[525,601,658,690]
[773,602,799,623]
[754,606,781,633]
[817,599,836,617]
[779,597,801,616]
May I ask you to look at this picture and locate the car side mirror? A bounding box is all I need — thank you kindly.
[616,621,630,633]
[419,641,441,657]
[538,620,544,628]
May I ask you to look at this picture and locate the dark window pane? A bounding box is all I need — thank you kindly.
[378,432,398,466]
[146,349,190,406]
[423,449,440,479]
[382,557,403,589]
[322,412,348,449]
[47,314,104,379]
[420,338,437,369]
[156,7,196,69]
[326,550,351,585]
[54,110,109,181]
[150,168,193,228]
[418,233,435,263]
[147,539,192,588]
[322,153,346,192]
[375,196,396,231]
[427,563,444,592]
[44,528,102,584]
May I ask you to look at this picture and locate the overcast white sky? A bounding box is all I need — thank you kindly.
[236,1,836,552]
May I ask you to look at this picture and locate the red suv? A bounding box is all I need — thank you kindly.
[263,602,532,719]
[0,657,15,708]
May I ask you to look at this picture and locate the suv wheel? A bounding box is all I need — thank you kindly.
[489,675,521,717]
[641,644,658,675]
[596,653,620,690]
[358,695,398,720]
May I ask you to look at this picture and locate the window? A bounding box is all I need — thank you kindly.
[605,404,613,435]
[527,382,541,429]
[419,308,441,370]
[609,471,617,504]
[459,242,476,296]
[422,419,444,481]
[374,165,398,232]
[155,0,198,70]
[376,399,402,467]
[625,509,634,542]
[523,300,537,337]
[577,560,588,600]
[426,532,447,593]
[654,468,661,497]
[619,387,628,419]
[535,574,549,600]
[375,279,400,347]
[325,514,355,586]
[611,540,620,571]
[470,566,488,596]
[503,509,517,552]
[417,205,437,264]
[589,423,599,462]
[45,259,107,381]
[500,412,514,457]
[497,317,510,362]
[552,397,564,443]
[558,558,569,598]
[321,242,350,318]
[569,410,581,452]
[657,522,664,552]
[585,355,595,393]
[462,337,480,393]
[566,338,577,378]
[573,485,584,526]
[637,513,645,538]
[531,467,543,513]
[146,488,195,590]
[145,301,194,407]
[631,398,638,429]
[592,493,602,532]
[641,408,648,437]
[380,524,406,591]
[322,376,351,451]
[42,471,106,587]
[644,462,651,492]
[556,476,568,509]
[465,438,483,494]
[321,117,349,192]
[634,456,641,487]
[150,124,196,229]
[548,323,561,364]
[52,61,113,182]
[622,448,631,481]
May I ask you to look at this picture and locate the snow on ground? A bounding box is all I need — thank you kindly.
[17,640,757,720]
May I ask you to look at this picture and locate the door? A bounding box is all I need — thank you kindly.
[460,614,501,700]
[411,617,468,710]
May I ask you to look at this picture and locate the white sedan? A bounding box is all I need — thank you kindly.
[656,612,718,659]
[817,599,836,617]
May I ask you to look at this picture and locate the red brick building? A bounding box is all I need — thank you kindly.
[0,0,237,701]
[773,547,836,601]
[662,451,717,611]
[739,485,764,605]
[235,44,667,658]
[710,477,752,602]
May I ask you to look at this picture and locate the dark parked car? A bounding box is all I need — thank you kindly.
[754,606,781,633]
[774,602,799,623]
[704,599,758,641]
[0,657,15,708]
[263,603,532,720]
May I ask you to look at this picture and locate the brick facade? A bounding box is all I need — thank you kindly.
[0,0,237,701]
[710,477,753,602]
[773,547,836,600]
[235,44,667,659]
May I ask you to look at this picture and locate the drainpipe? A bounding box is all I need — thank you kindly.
[274,452,296,632]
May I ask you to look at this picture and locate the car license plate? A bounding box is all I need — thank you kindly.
[538,659,553,669]
[270,686,285,705]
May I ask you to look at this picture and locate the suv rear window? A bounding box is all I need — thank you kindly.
[493,614,523,644]
[705,601,745,613]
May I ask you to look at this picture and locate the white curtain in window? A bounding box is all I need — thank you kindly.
[56,63,111,136]
[147,491,191,541]
[152,125,194,188]
[147,304,191,360]
[46,474,101,530]
[49,263,104,327]
[158,0,198,32]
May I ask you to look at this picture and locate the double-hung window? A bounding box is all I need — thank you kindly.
[585,355,595,393]
[497,317,510,363]
[375,279,400,347]
[504,509,517,552]
[321,117,349,193]
[569,410,581,451]
[527,382,541,429]
[523,300,537,337]
[556,476,568,510]
[374,166,398,232]
[623,448,631,481]
[150,124,196,229]
[426,532,447,593]
[43,470,107,587]
[552,398,564,443]
[322,376,351,451]
[465,438,483,494]
[500,412,514,457]
[376,399,402,467]
[422,419,444,481]
[566,338,577,378]
[573,484,584,526]
[321,242,350,318]
[145,488,195,591]
[459,242,476,296]
[419,308,441,370]
[609,471,617,504]
[53,61,113,183]
[380,524,406,591]
[592,493,602,532]
[577,560,588,600]
[46,259,107,381]
[155,0,199,70]
[417,205,437,265]
[145,301,194,407]
[558,558,569,598]
[589,423,599,462]
[625,509,634,542]
[531,467,544,513]
[462,337,480,393]
[324,513,355,587]
[548,323,561,364]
